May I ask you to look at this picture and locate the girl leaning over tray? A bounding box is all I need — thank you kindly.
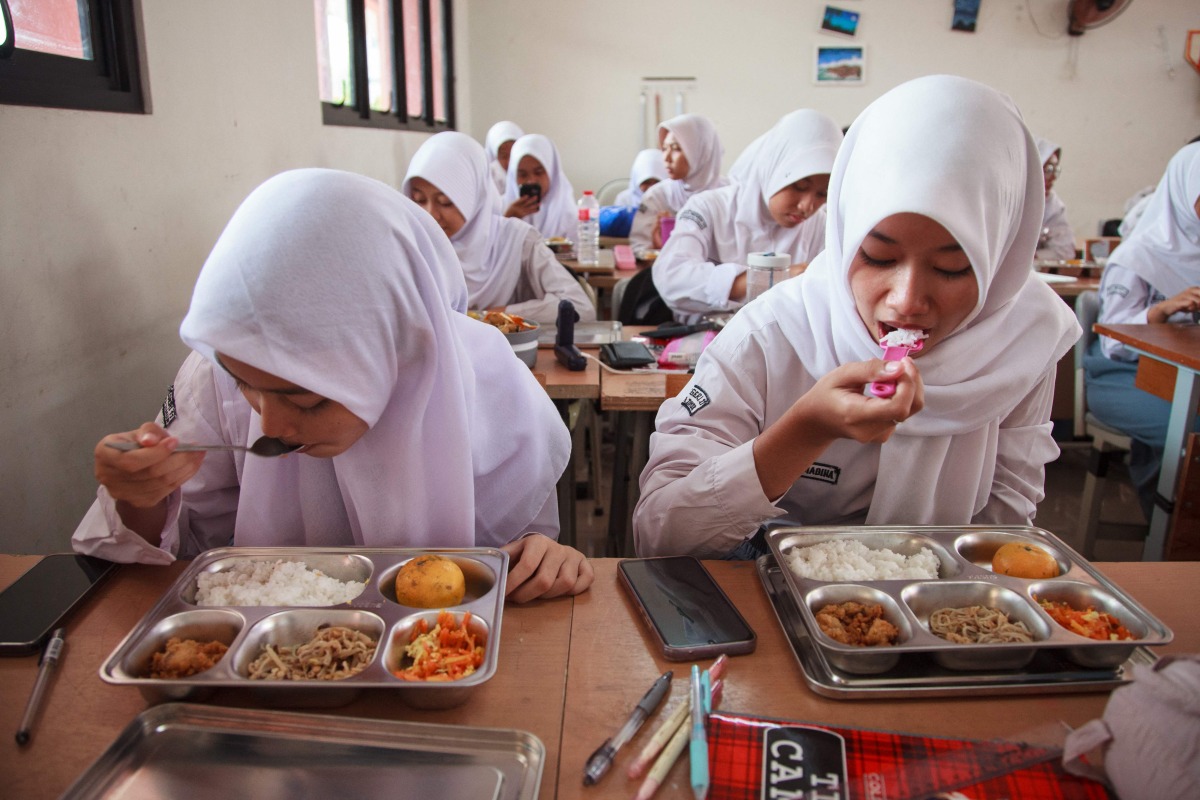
[72,168,593,602]
[633,75,1080,559]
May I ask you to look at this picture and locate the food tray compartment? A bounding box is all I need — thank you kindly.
[766,525,1172,675]
[62,703,544,800]
[99,547,507,709]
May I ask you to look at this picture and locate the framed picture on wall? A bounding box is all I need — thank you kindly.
[814,45,865,85]
[820,6,860,38]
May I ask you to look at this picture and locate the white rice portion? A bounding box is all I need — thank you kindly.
[881,328,927,347]
[784,540,940,582]
[195,560,366,606]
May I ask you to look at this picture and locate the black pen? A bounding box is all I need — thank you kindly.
[15,627,65,746]
[583,670,673,786]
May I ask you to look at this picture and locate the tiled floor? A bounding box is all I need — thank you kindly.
[569,426,1152,561]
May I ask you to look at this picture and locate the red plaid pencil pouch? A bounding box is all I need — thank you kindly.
[706,711,1111,800]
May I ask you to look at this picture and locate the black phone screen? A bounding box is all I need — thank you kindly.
[618,556,755,657]
[519,182,541,202]
[0,554,117,655]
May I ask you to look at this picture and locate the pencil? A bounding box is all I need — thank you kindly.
[633,679,723,800]
[628,654,729,779]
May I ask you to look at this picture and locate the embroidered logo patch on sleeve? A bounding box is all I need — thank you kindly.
[801,462,840,485]
[161,385,177,428]
[680,384,711,416]
[678,209,707,230]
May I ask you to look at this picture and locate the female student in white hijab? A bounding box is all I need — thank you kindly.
[73,169,593,602]
[651,110,842,324]
[629,113,728,259]
[502,134,578,240]
[633,75,1080,559]
[1085,141,1200,518]
[1035,136,1076,261]
[485,120,524,195]
[615,148,669,207]
[403,132,596,324]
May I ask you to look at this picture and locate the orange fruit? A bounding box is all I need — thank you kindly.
[394,555,466,608]
[991,542,1060,579]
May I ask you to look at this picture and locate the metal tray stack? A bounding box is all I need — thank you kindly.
[99,547,507,708]
[765,526,1172,677]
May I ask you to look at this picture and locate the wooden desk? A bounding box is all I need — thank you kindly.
[0,556,572,800]
[534,350,602,546]
[556,559,1200,800]
[5,556,1198,800]
[1093,323,1200,560]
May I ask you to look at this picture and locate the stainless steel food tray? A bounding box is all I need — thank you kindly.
[99,547,507,707]
[765,526,1172,675]
[62,703,543,800]
[756,553,1157,699]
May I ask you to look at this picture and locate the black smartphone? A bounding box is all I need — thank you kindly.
[599,341,656,369]
[519,182,542,203]
[0,554,118,655]
[555,300,586,371]
[618,556,756,661]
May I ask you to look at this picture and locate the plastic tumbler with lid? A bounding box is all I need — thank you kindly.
[745,252,790,302]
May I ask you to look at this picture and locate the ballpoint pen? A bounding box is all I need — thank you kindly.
[689,664,710,800]
[583,669,672,786]
[635,679,723,800]
[628,654,730,779]
[15,627,65,746]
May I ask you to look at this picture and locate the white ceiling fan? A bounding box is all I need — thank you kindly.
[1067,0,1134,37]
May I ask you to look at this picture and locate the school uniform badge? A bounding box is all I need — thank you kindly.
[678,209,707,230]
[680,384,711,416]
[161,385,177,428]
[801,462,840,485]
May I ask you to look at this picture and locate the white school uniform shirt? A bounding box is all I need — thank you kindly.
[1098,141,1200,359]
[630,114,727,258]
[403,132,595,324]
[73,169,568,564]
[615,148,669,207]
[1033,137,1075,261]
[503,134,577,240]
[634,75,1079,558]
[651,110,841,323]
[485,120,524,194]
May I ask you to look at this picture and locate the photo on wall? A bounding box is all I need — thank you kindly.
[952,0,981,33]
[820,5,860,38]
[814,45,865,85]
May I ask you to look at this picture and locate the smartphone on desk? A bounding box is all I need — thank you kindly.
[618,556,756,661]
[0,553,117,655]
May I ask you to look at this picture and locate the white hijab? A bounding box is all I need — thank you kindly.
[770,75,1079,524]
[1106,141,1200,297]
[727,109,841,184]
[403,132,529,310]
[727,109,841,249]
[485,121,523,193]
[179,168,569,548]
[621,148,669,206]
[503,134,578,240]
[651,113,727,210]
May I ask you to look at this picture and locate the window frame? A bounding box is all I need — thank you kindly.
[321,0,456,132]
[0,0,146,114]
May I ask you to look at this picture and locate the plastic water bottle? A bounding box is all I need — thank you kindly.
[577,190,600,266]
[745,252,790,302]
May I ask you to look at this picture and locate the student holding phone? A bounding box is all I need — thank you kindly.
[403,132,595,324]
[633,76,1079,559]
[502,133,578,240]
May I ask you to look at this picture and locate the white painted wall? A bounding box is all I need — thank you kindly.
[468,0,1200,235]
[2,0,1198,553]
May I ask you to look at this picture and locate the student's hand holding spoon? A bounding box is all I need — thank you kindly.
[95,423,205,509]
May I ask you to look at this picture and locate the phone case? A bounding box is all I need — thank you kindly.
[599,341,656,369]
[617,557,757,661]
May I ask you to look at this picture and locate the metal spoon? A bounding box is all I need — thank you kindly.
[106,436,301,457]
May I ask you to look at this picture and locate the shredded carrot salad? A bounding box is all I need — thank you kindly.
[1037,598,1135,641]
[392,610,485,681]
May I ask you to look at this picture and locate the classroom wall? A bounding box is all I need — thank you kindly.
[0,1,472,553]
[468,0,1200,236]
[3,0,1198,554]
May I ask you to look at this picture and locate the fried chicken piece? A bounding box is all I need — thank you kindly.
[813,602,899,647]
[148,637,229,679]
